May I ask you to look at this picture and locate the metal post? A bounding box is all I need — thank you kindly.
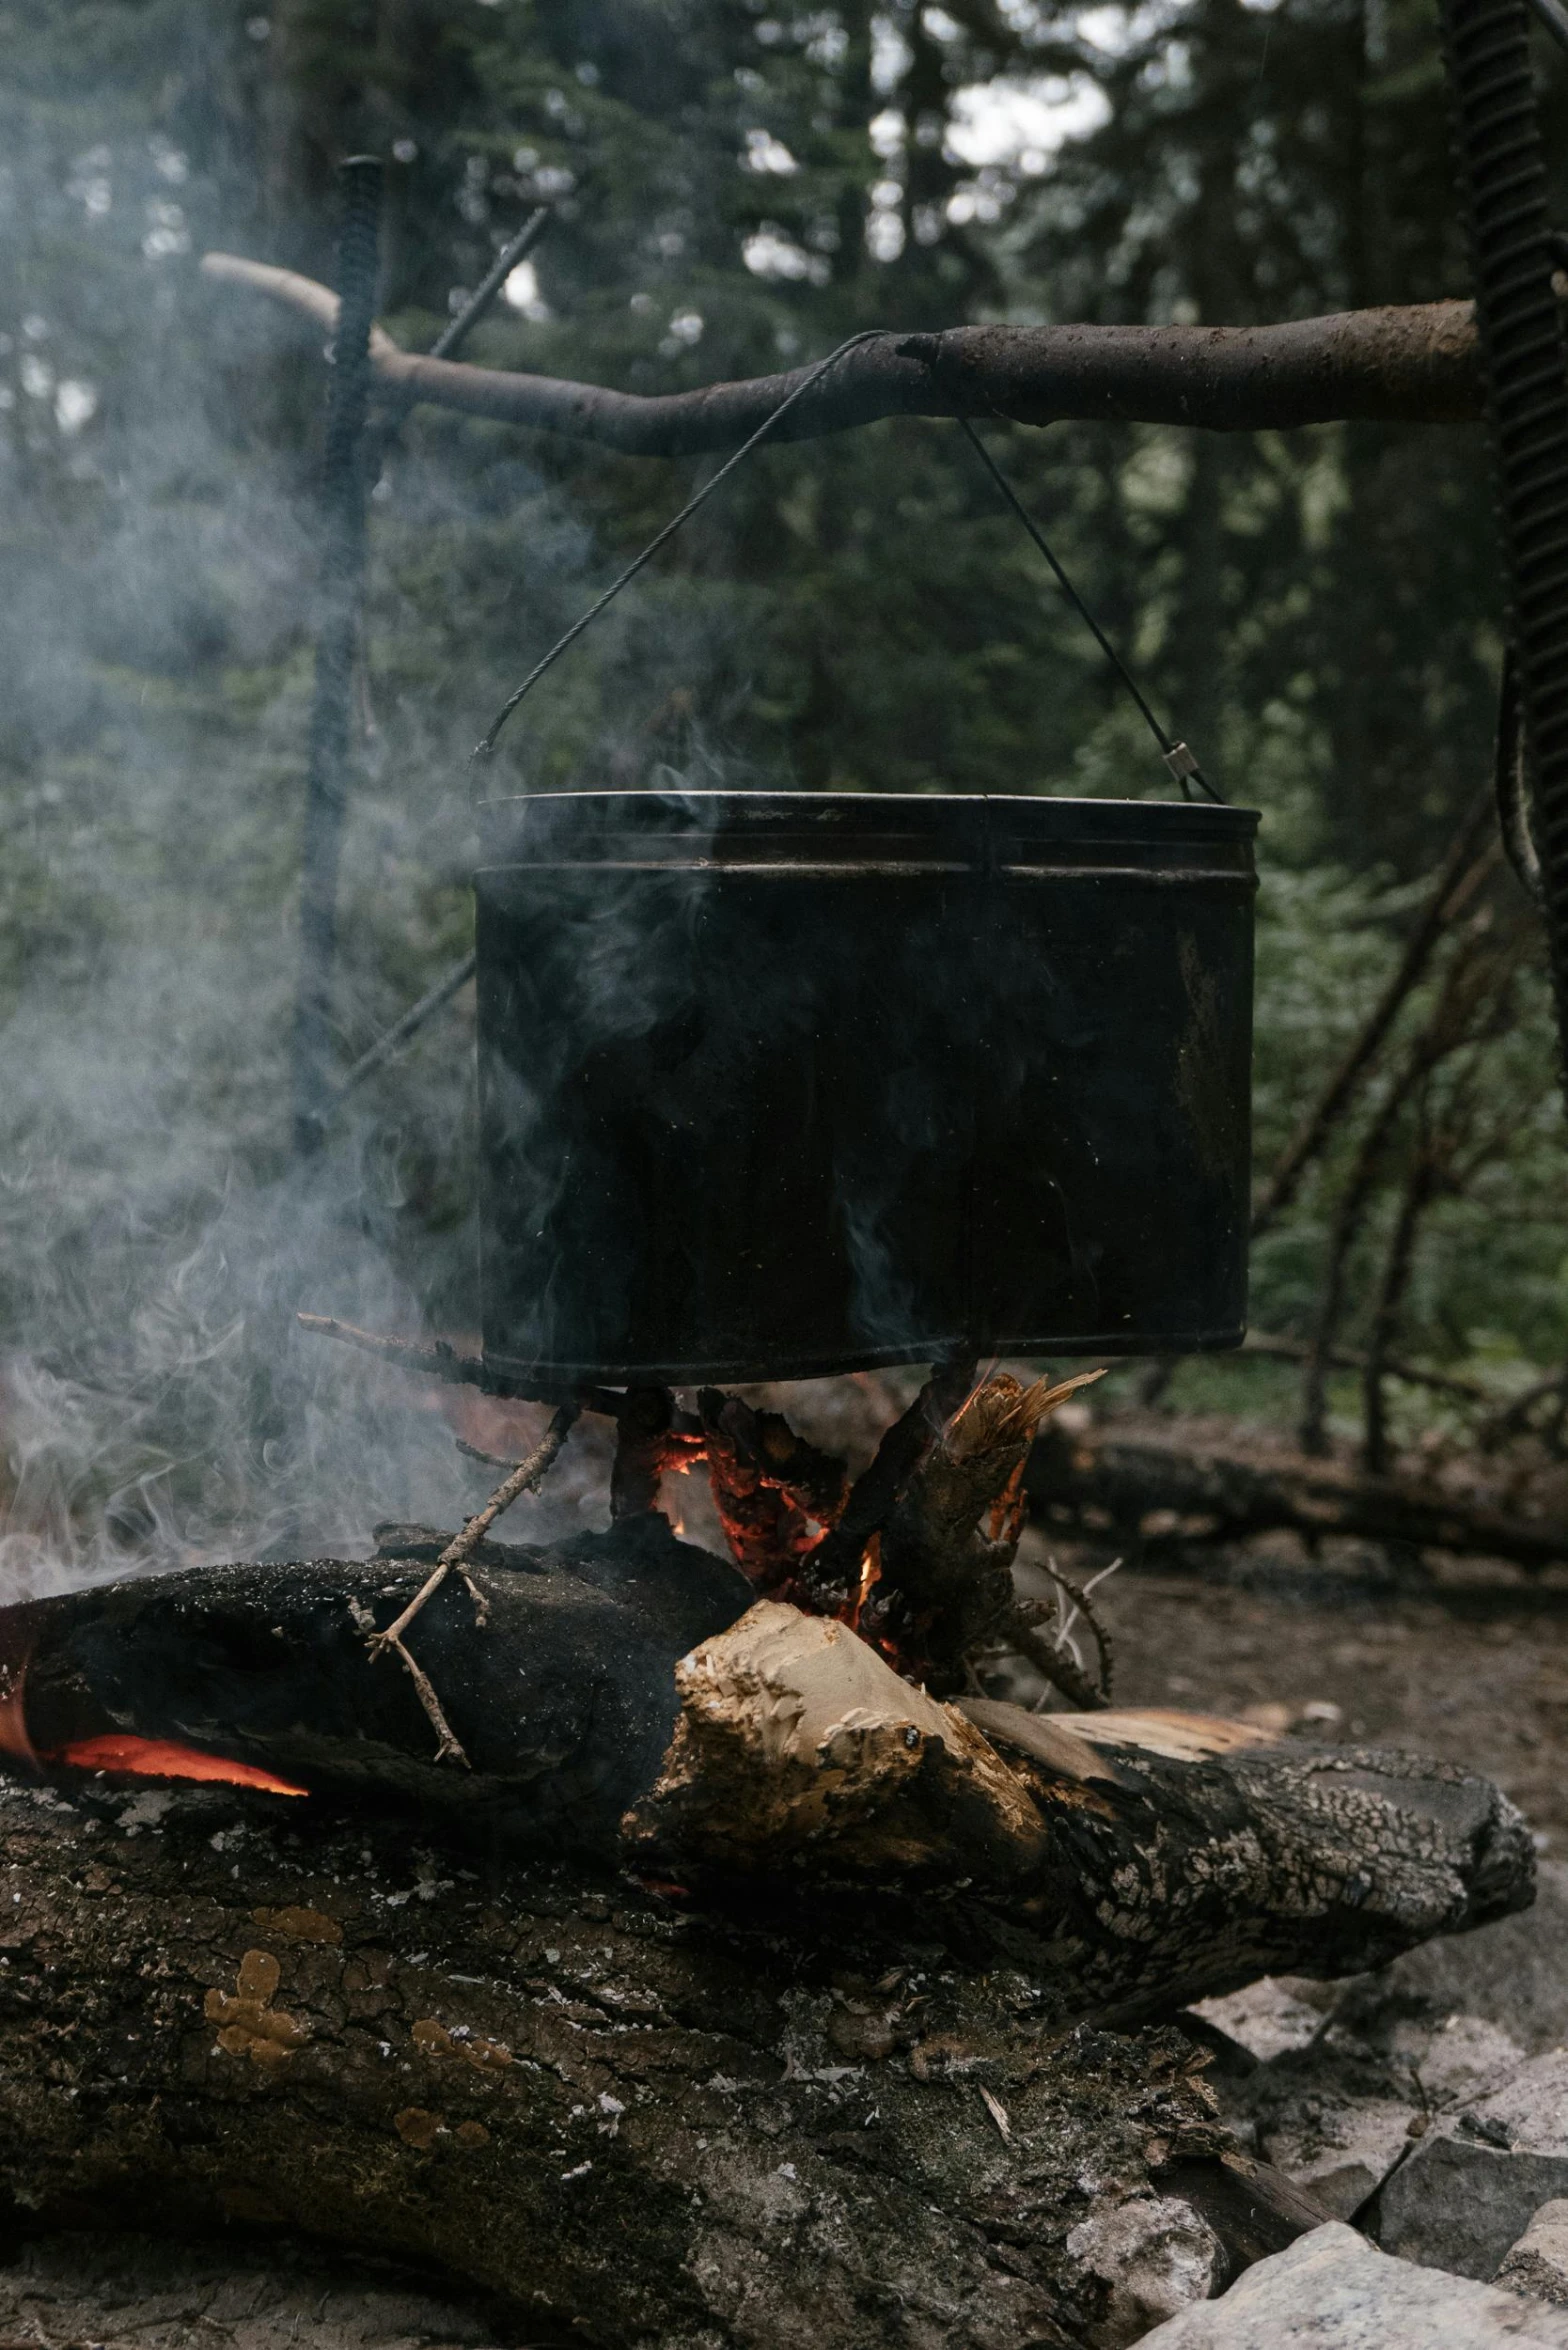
[291,155,383,1156]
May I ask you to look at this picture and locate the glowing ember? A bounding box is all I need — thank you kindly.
[846,1534,882,1633]
[49,1734,309,1797]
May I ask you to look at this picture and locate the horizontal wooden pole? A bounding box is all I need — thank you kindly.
[203,250,1486,450]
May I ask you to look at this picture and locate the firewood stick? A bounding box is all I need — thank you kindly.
[371,1402,579,1666]
[806,1352,980,1597]
[202,252,1488,442]
[295,1311,624,1417]
[382,1629,470,1768]
[1007,1599,1109,1712]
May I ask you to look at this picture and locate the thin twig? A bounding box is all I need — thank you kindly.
[1297,915,1504,1454]
[371,1402,579,1660]
[295,1311,625,1415]
[384,1631,471,1768]
[1241,1330,1488,1406]
[1025,1556,1116,1707]
[1251,797,1497,1239]
[328,950,475,1108]
[364,208,550,470]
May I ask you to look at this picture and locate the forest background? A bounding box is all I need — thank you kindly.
[1,0,1565,1582]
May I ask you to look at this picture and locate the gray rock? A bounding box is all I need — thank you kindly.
[1262,2097,1420,2221]
[1187,1978,1329,2064]
[1380,2049,1568,2281]
[1064,2195,1223,2348]
[1383,1861,1568,2056]
[1497,2201,1568,2306]
[1137,2220,1568,2347]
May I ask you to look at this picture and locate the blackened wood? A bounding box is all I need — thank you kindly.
[16,1522,751,1855]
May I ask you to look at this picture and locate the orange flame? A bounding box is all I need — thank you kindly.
[846,1534,882,1633]
[48,1734,309,1797]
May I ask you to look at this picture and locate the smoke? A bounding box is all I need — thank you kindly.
[0,105,759,1599]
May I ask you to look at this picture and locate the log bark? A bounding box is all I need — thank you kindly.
[0,1554,1531,2343]
[0,1555,1530,2011]
[1028,1416,1568,1573]
[0,1769,1317,2350]
[201,253,1486,447]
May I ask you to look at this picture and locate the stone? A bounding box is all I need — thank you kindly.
[1136,2220,1568,2347]
[1262,2097,1420,2221]
[1383,1861,1568,2055]
[1419,2015,1529,2110]
[1497,2201,1568,2306]
[1064,2195,1223,2348]
[1380,2050,1568,2281]
[1187,1978,1328,2064]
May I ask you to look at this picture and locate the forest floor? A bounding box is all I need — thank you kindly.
[1087,1539,1568,1853]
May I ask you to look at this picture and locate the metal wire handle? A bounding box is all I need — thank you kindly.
[471,327,894,767]
[957,417,1225,805]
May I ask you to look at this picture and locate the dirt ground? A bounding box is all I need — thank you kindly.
[1040,1539,1568,1854]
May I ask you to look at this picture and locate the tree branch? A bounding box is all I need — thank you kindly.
[202,252,1486,448]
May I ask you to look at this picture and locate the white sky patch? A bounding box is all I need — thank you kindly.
[55,380,97,436]
[743,127,798,174]
[945,73,1110,169]
[503,260,552,322]
[872,13,912,93]
[744,226,828,283]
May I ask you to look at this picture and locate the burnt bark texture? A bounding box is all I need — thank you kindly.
[201,256,1486,445]
[0,1772,1286,2350]
[0,1551,1530,1999]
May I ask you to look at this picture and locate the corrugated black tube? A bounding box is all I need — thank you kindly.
[1443,0,1568,1062]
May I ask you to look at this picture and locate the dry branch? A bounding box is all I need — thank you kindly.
[294,1311,623,1415]
[368,1400,580,1764]
[203,253,1487,446]
[1250,794,1499,1238]
[1028,1415,1568,1572]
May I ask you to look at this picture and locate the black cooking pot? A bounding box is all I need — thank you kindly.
[474,790,1258,1386]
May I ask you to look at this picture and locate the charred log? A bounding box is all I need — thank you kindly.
[0,1772,1296,2350]
[626,1600,1531,2023]
[0,1556,1530,2017]
[6,1521,751,1855]
[1027,1416,1568,1573]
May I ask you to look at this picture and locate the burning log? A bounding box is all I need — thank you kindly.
[0,1527,1529,2339]
[0,1549,1530,2007]
[1027,1414,1568,1574]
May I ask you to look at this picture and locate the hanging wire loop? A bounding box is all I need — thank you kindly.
[957,416,1226,805]
[470,329,894,768]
